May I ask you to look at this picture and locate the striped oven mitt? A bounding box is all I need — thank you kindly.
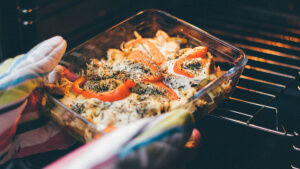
[0,36,75,164]
[0,36,201,168]
[45,104,200,169]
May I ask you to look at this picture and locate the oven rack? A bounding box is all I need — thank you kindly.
[189,5,300,168]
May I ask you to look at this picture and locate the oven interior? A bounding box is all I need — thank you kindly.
[1,0,299,169]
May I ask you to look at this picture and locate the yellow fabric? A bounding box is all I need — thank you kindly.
[0,79,41,106]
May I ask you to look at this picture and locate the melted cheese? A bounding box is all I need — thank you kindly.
[56,30,223,130]
[161,58,209,93]
[148,39,180,60]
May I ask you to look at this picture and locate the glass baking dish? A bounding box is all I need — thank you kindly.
[42,9,247,143]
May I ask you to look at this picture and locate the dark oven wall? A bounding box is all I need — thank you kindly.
[4,0,131,60]
[1,0,174,61]
[1,0,300,61]
[1,0,128,61]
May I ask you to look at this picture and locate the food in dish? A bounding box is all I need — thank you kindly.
[46,30,229,131]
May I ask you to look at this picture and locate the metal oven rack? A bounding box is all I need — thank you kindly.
[186,5,300,169]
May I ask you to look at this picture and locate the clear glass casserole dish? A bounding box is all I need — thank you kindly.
[42,9,247,143]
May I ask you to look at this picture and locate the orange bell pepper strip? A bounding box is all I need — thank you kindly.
[73,76,136,102]
[103,125,117,133]
[186,47,207,59]
[173,47,207,78]
[142,39,166,65]
[130,39,166,65]
[127,50,162,82]
[152,82,179,100]
[72,76,86,94]
[173,58,195,78]
[94,125,117,139]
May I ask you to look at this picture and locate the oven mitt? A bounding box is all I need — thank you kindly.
[0,35,201,168]
[0,36,75,164]
[45,104,198,169]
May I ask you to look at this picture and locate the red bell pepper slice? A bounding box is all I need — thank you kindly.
[130,39,166,65]
[173,58,195,78]
[152,82,179,100]
[173,47,207,78]
[62,66,78,82]
[73,76,136,102]
[127,50,162,82]
[186,47,207,59]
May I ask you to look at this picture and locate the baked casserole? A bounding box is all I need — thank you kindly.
[46,30,231,132]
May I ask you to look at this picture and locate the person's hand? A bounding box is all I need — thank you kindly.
[0,36,75,164]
